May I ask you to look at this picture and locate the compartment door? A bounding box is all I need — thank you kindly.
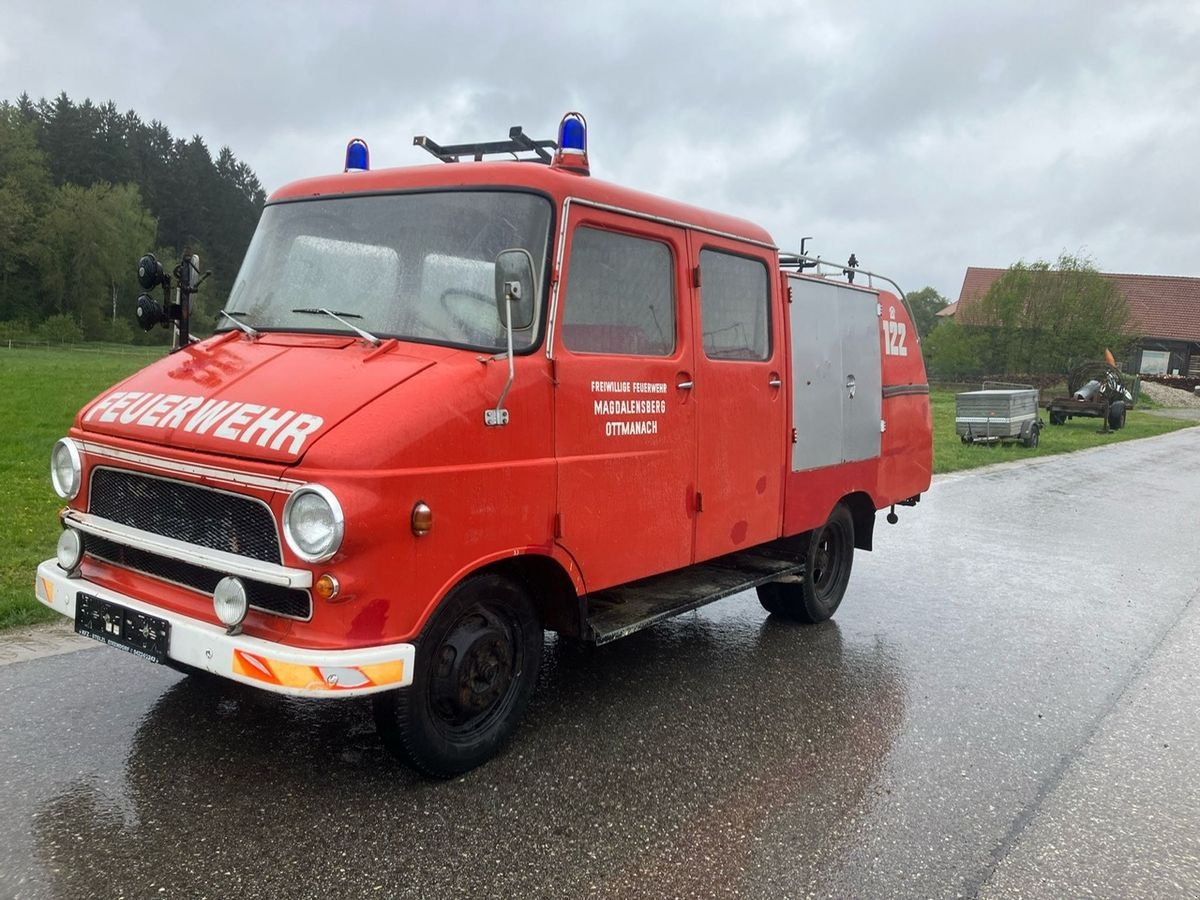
[789,276,881,470]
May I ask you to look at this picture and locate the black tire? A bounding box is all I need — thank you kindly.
[1049,411,1066,426]
[1108,401,1126,431]
[756,504,855,623]
[373,573,542,778]
[1023,423,1040,448]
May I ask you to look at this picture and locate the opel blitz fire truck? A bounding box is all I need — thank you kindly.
[36,114,932,776]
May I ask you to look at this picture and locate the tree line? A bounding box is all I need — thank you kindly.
[0,92,265,344]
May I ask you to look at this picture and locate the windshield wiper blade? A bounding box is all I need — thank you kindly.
[219,309,259,338]
[291,307,381,346]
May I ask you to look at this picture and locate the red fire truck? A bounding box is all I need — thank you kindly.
[36,114,932,776]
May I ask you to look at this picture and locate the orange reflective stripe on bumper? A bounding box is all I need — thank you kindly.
[232,649,405,692]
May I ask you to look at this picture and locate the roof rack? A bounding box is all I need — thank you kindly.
[780,252,918,334]
[412,125,559,164]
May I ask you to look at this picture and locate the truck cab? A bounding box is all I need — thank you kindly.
[36,115,932,776]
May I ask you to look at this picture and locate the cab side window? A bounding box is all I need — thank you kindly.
[699,249,770,360]
[562,227,675,356]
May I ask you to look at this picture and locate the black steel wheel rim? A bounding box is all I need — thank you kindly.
[427,602,523,740]
[811,522,849,598]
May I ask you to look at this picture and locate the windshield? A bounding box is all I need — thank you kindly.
[221,191,553,351]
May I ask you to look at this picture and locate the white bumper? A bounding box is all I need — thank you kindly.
[35,560,415,697]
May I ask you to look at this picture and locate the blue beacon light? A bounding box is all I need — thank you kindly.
[344,139,370,173]
[553,112,589,175]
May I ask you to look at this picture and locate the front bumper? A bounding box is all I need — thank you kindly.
[35,560,414,697]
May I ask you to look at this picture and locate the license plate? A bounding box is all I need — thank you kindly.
[74,593,170,664]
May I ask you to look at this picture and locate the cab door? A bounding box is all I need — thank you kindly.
[689,235,785,561]
[552,206,697,592]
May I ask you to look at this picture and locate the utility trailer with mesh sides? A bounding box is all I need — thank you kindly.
[955,383,1043,448]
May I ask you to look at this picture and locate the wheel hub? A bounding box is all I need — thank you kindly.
[431,610,516,727]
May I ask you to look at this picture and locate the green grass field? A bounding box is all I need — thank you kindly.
[0,348,1195,630]
[930,389,1195,474]
[0,346,159,629]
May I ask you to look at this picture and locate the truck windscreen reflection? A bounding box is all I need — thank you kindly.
[221,191,553,352]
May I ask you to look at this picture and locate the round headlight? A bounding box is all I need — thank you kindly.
[50,438,82,499]
[214,576,249,629]
[282,485,344,563]
[56,528,84,572]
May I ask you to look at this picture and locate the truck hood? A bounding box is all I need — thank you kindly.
[77,333,437,464]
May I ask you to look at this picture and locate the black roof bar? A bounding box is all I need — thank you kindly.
[412,125,558,164]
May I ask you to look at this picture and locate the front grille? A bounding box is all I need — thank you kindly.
[89,468,282,563]
[84,535,311,620]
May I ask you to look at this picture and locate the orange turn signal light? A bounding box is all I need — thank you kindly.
[314,574,340,601]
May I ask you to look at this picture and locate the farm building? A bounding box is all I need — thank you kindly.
[945,267,1200,376]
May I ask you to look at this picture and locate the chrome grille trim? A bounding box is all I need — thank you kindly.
[79,441,305,493]
[64,510,312,589]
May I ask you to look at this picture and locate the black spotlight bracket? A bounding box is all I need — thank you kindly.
[132,251,212,350]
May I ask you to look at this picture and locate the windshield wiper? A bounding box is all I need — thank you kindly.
[291,307,381,347]
[219,309,259,338]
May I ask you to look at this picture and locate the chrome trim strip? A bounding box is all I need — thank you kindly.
[64,510,313,589]
[882,383,931,399]
[78,441,304,493]
[546,196,572,359]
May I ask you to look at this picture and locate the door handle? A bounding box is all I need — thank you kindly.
[846,374,857,399]
[768,375,782,388]
[677,380,694,390]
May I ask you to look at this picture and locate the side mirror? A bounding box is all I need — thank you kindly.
[494,249,536,331]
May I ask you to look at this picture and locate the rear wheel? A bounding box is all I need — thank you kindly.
[373,573,542,778]
[1049,411,1066,425]
[1022,423,1041,448]
[757,504,855,623]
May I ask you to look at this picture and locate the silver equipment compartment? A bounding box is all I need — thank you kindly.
[788,275,882,472]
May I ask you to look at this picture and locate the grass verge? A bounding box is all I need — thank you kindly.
[932,389,1196,474]
[0,346,158,629]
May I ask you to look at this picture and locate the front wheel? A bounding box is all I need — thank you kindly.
[757,504,855,623]
[374,573,542,778]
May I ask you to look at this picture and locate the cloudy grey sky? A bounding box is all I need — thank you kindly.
[1,0,1197,299]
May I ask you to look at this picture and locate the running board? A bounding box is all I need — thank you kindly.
[584,545,807,645]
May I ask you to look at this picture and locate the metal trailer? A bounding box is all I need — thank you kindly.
[1044,362,1137,432]
[955,382,1043,448]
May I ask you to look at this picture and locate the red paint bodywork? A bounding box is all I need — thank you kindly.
[65,160,932,649]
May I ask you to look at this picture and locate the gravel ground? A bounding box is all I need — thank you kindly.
[1140,380,1200,408]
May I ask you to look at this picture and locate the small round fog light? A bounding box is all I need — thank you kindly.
[56,528,83,572]
[213,576,249,630]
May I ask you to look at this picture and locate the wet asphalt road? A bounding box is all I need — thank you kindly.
[4,428,1200,899]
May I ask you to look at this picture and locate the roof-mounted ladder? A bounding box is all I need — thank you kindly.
[412,126,558,164]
